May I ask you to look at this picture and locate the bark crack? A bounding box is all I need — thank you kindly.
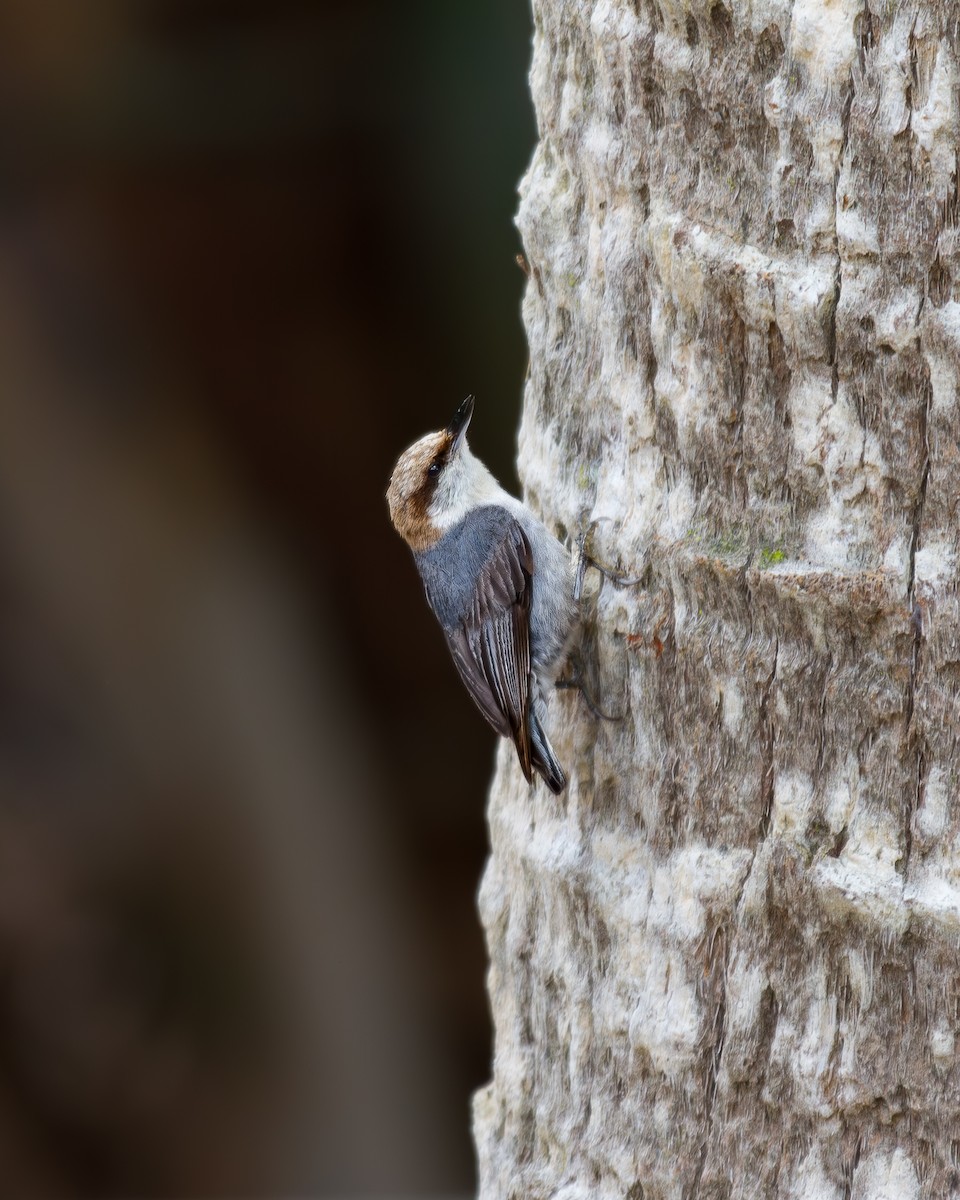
[841,1132,864,1200]
[903,748,925,876]
[685,922,730,1200]
[686,642,778,1200]
[756,643,779,844]
[902,370,931,873]
[830,46,856,405]
[814,653,833,784]
[829,258,842,406]
[906,375,932,612]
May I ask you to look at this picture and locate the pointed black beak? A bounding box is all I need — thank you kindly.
[447,395,474,454]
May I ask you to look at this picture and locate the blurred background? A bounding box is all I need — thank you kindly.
[0,1,534,1195]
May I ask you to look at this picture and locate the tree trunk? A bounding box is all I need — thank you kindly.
[474,1,960,1195]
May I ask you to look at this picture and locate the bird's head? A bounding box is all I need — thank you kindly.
[388,396,492,550]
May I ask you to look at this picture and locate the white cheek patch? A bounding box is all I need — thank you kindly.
[430,462,468,529]
[429,446,510,532]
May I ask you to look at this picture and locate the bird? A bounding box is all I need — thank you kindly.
[387,396,576,794]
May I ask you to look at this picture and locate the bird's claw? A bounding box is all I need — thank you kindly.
[574,520,643,602]
[556,664,624,722]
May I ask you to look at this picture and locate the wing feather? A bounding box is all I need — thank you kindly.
[442,521,534,780]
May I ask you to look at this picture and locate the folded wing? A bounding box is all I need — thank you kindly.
[442,521,534,781]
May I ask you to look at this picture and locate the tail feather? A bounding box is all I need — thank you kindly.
[529,709,566,794]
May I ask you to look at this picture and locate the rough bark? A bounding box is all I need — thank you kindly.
[474,1,960,1196]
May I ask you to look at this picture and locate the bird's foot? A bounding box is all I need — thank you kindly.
[555,662,624,722]
[574,522,644,602]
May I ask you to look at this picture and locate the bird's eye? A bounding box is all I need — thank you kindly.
[428,461,442,477]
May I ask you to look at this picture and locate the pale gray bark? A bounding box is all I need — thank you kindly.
[474,1,960,1196]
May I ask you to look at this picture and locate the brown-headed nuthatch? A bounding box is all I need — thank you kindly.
[387,397,575,793]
